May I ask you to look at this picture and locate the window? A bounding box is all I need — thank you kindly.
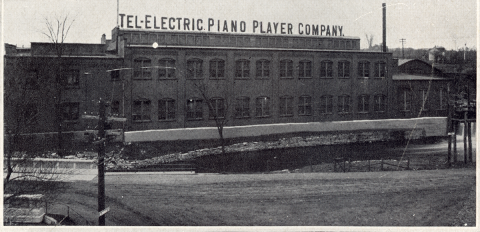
[133,99,151,121]
[358,61,370,78]
[61,69,80,87]
[209,98,225,119]
[298,95,312,116]
[110,70,120,81]
[235,60,250,78]
[439,89,447,110]
[338,61,350,78]
[158,99,175,120]
[279,60,293,78]
[186,98,203,120]
[374,94,387,112]
[357,95,370,113]
[279,96,294,116]
[59,102,79,121]
[255,96,270,117]
[420,89,429,111]
[374,61,386,78]
[320,60,333,78]
[338,95,351,113]
[111,100,120,116]
[299,60,312,78]
[26,70,39,89]
[158,59,176,78]
[400,89,412,111]
[209,59,225,79]
[320,95,333,114]
[235,97,250,118]
[134,58,152,79]
[256,60,270,78]
[187,59,203,79]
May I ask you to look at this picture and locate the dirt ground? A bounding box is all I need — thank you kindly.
[47,167,476,227]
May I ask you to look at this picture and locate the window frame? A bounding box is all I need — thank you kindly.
[132,99,151,122]
[187,59,203,79]
[61,69,80,88]
[59,102,80,122]
[357,95,370,113]
[298,60,312,78]
[357,61,370,78]
[235,59,250,79]
[208,97,226,119]
[337,95,352,114]
[158,58,176,79]
[400,89,412,112]
[374,94,387,113]
[235,97,250,118]
[338,60,350,78]
[186,98,203,120]
[320,60,334,78]
[255,59,270,79]
[420,89,429,112]
[320,95,334,114]
[209,59,225,79]
[133,57,152,80]
[279,59,294,78]
[298,95,312,116]
[158,98,176,121]
[374,61,387,78]
[255,96,271,117]
[279,95,294,117]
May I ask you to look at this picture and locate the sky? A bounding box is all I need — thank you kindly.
[2,0,477,50]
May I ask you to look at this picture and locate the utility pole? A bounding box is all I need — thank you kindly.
[399,39,406,59]
[97,99,106,226]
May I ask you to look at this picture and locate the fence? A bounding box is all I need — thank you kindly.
[334,157,410,172]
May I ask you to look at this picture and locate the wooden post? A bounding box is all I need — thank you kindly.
[453,122,457,163]
[98,99,106,226]
[467,121,472,163]
[463,112,468,164]
[447,133,452,166]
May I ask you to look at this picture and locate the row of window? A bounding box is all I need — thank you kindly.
[128,58,387,80]
[400,89,448,112]
[131,94,389,122]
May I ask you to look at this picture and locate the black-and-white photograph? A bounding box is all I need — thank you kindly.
[2,0,477,229]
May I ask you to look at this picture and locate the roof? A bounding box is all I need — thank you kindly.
[392,74,451,81]
[397,59,414,66]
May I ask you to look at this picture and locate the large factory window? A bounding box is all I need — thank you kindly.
[111,100,120,116]
[400,89,412,112]
[374,94,387,112]
[209,98,225,119]
[374,61,386,78]
[279,95,294,116]
[158,98,175,120]
[420,89,429,112]
[235,97,250,118]
[298,60,312,78]
[133,99,151,121]
[256,60,270,78]
[134,58,152,79]
[338,61,350,78]
[187,59,203,79]
[235,60,250,78]
[62,69,80,87]
[209,59,225,79]
[279,60,293,78]
[298,95,312,116]
[59,102,79,121]
[255,96,271,117]
[320,95,334,114]
[357,95,370,113]
[357,61,370,78]
[186,98,203,120]
[320,60,333,78]
[338,95,352,113]
[158,59,176,79]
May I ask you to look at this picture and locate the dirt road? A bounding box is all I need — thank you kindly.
[51,167,475,227]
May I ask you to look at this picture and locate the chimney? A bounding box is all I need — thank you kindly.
[101,34,106,44]
[382,3,387,52]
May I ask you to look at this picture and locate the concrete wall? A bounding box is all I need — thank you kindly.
[124,117,447,142]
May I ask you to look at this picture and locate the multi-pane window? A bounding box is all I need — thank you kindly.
[187,59,203,79]
[374,94,387,112]
[209,59,225,79]
[374,61,386,78]
[256,60,270,78]
[59,102,79,121]
[358,61,370,78]
[298,60,312,78]
[209,98,225,119]
[279,96,294,116]
[158,59,176,78]
[235,97,250,118]
[134,58,152,79]
[62,69,80,87]
[357,95,370,113]
[320,95,334,114]
[439,88,447,110]
[298,95,312,116]
[320,60,333,78]
[133,99,151,121]
[26,70,39,89]
[111,100,120,116]
[338,95,351,113]
[279,60,293,78]
[338,61,350,78]
[255,96,270,117]
[186,98,203,120]
[158,98,175,120]
[420,89,429,111]
[235,60,250,78]
[400,89,412,111]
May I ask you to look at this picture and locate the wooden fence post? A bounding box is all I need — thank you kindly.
[453,122,457,163]
[463,113,468,164]
[381,159,384,171]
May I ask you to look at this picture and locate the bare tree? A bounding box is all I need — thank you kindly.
[365,34,374,49]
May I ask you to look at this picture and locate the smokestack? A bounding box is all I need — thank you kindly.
[382,3,387,52]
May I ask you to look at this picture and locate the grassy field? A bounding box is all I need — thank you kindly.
[45,167,475,227]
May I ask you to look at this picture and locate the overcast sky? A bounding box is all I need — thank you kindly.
[2,0,477,50]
